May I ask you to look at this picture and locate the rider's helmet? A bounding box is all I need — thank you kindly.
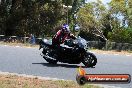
[62,24,70,33]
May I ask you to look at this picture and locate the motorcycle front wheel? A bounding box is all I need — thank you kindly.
[82,53,97,67]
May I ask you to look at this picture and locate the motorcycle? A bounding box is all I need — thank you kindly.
[39,36,97,67]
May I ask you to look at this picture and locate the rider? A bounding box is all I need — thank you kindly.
[52,24,76,46]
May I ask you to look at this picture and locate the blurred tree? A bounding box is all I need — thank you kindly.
[0,0,64,36]
[108,28,132,43]
[106,0,132,43]
[0,0,10,34]
[78,0,107,41]
[0,0,131,44]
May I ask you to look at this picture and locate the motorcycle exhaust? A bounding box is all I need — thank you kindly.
[43,54,55,60]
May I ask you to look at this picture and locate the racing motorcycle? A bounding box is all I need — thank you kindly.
[39,36,97,67]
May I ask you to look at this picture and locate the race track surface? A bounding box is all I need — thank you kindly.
[0,45,131,88]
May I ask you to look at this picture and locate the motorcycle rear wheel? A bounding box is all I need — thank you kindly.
[43,50,58,64]
[82,53,97,67]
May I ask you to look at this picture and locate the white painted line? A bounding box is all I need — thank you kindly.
[4,45,7,46]
[114,54,119,55]
[126,55,131,57]
[27,47,31,48]
[94,84,121,88]
[88,51,96,53]
[16,46,20,47]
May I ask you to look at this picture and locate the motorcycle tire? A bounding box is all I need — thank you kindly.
[43,56,58,64]
[82,53,97,67]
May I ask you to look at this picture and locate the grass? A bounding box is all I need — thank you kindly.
[0,74,101,88]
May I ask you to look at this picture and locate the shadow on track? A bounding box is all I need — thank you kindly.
[32,62,95,68]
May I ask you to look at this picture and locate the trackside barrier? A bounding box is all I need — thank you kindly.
[88,41,132,51]
[0,35,132,51]
[0,35,42,44]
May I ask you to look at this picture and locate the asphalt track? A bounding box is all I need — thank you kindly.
[0,45,132,88]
